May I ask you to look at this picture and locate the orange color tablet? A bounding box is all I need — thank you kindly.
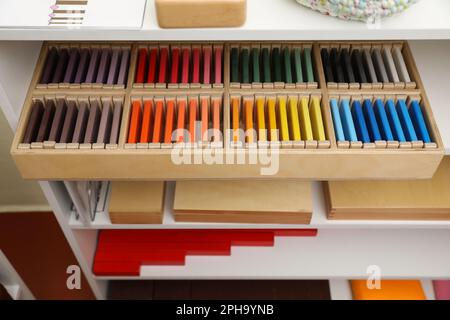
[164,99,176,143]
[201,97,210,142]
[212,98,221,142]
[244,99,254,143]
[176,99,187,143]
[140,100,154,143]
[188,98,198,142]
[152,100,164,143]
[128,100,142,143]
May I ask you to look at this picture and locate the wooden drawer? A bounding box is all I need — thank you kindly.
[11,41,444,180]
[324,157,450,221]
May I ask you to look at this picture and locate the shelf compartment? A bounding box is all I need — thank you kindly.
[228,93,331,149]
[328,94,439,150]
[124,93,224,149]
[229,42,318,90]
[68,181,450,230]
[14,94,125,151]
[319,41,417,90]
[35,42,132,90]
[132,43,225,89]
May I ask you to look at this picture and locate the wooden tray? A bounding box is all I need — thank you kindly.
[10,41,444,180]
[324,157,450,220]
[108,181,165,224]
[173,180,312,224]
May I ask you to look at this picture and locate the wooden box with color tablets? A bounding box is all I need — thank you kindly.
[10,41,444,180]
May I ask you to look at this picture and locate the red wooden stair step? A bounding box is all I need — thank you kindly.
[93,261,143,276]
[97,241,232,256]
[98,230,276,246]
[95,250,188,262]
[93,229,318,276]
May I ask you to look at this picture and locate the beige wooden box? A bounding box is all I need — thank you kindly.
[173,180,313,224]
[324,157,450,221]
[108,181,165,224]
[10,41,444,180]
[155,0,247,28]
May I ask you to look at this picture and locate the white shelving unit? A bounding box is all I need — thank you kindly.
[1,0,450,40]
[0,250,34,300]
[1,0,449,300]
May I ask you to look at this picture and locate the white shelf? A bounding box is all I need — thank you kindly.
[4,284,21,300]
[0,0,146,30]
[1,0,450,40]
[93,228,450,280]
[329,280,353,300]
[69,181,450,230]
[421,279,437,300]
[0,250,34,300]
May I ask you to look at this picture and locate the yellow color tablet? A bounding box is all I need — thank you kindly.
[298,97,313,140]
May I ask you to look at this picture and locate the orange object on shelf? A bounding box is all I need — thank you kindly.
[140,100,154,143]
[188,98,198,142]
[200,97,209,142]
[176,99,187,143]
[244,99,254,143]
[164,100,176,143]
[152,100,164,143]
[127,100,142,143]
[211,98,221,142]
[351,280,426,300]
